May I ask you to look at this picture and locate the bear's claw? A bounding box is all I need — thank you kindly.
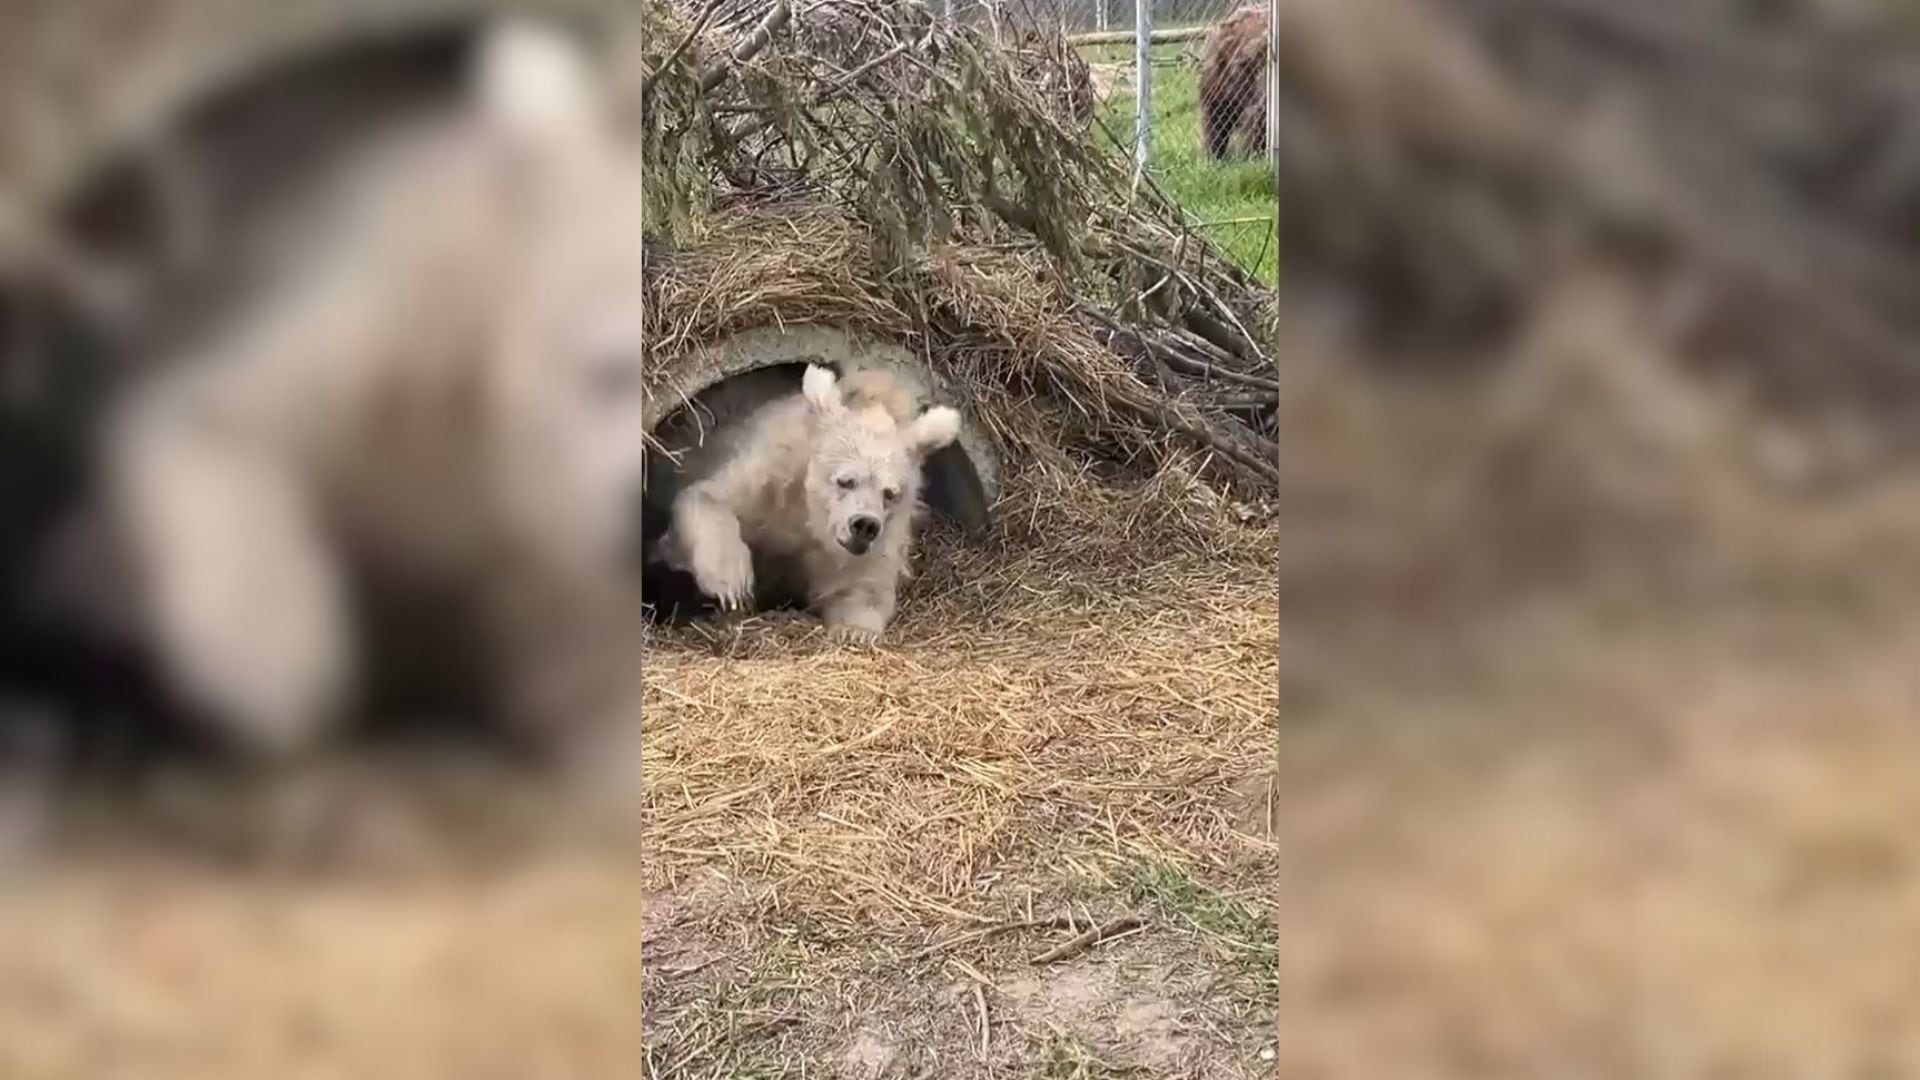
[823,602,888,644]
[691,539,755,612]
[829,623,882,645]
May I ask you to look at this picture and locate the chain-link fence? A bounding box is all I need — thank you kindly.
[941,0,1276,285]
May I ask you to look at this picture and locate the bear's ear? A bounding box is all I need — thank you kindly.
[905,405,961,457]
[472,18,611,187]
[802,364,843,414]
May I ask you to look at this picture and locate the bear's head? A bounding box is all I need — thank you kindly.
[800,365,961,557]
[470,19,655,590]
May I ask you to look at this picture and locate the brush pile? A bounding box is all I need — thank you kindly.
[639,0,1279,493]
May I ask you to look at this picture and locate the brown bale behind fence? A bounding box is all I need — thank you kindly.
[1199,4,1268,160]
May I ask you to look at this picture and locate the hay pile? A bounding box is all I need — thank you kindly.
[638,0,1279,491]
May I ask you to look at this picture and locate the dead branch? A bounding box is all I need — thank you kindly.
[641,0,729,101]
[697,0,793,93]
[1029,916,1145,965]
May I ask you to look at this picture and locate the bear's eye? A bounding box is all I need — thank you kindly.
[836,476,859,491]
[881,487,900,504]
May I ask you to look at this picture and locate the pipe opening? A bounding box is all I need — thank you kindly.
[640,360,994,625]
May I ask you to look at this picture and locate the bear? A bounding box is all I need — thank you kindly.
[94,16,656,763]
[1199,5,1270,161]
[651,364,960,642]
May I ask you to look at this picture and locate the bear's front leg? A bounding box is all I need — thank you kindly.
[110,412,354,758]
[671,487,755,610]
[818,582,897,645]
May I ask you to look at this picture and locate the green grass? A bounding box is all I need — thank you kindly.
[1083,43,1278,285]
[1128,859,1277,974]
[1030,1036,1154,1079]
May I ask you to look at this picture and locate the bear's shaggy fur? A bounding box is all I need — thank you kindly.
[1199,5,1270,161]
[97,19,655,759]
[652,365,960,641]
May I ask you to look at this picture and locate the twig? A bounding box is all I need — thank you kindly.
[1080,321,1281,484]
[811,28,937,104]
[1030,915,1145,965]
[1110,238,1266,365]
[641,0,729,101]
[1210,393,1281,409]
[1158,340,1281,390]
[1166,327,1243,369]
[697,0,794,93]
[1090,316,1279,390]
[1126,399,1277,485]
[909,915,1080,960]
[741,1013,803,1037]
[1183,307,1262,368]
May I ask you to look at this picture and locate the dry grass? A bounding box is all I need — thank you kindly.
[641,444,1278,924]
[638,437,1279,1075]
[642,202,1276,489]
[644,210,912,363]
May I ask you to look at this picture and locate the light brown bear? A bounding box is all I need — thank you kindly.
[101,18,653,759]
[654,365,960,641]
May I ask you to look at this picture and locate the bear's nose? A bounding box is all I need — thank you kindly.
[850,515,881,544]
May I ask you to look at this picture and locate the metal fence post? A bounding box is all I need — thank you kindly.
[1134,0,1152,182]
[1267,0,1279,171]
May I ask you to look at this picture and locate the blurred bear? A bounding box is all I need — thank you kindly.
[1199,5,1269,160]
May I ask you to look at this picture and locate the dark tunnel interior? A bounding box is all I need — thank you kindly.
[639,361,993,625]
